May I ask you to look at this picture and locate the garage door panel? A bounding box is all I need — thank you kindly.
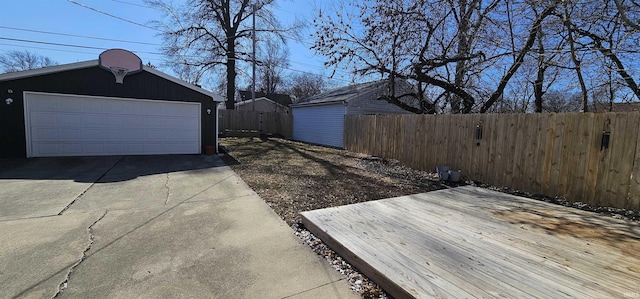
[32,143,59,155]
[102,101,125,114]
[25,93,201,157]
[58,98,85,113]
[31,128,58,141]
[143,117,165,127]
[80,129,104,142]
[163,117,199,129]
[83,143,107,155]
[101,130,122,141]
[163,143,198,153]
[88,115,111,126]
[58,113,83,126]
[29,98,57,111]
[171,104,200,117]
[31,112,57,126]
[142,130,166,141]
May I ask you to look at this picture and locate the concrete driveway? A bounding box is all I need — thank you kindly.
[0,155,356,299]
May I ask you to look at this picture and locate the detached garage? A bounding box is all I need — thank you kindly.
[291,79,417,148]
[0,49,224,158]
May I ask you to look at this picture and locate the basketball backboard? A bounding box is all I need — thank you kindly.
[99,49,143,84]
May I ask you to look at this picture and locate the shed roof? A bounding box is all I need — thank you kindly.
[290,79,419,108]
[591,101,640,112]
[0,60,225,102]
[235,97,289,109]
[238,90,292,106]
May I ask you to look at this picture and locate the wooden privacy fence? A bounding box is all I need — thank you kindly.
[344,112,640,210]
[219,110,292,138]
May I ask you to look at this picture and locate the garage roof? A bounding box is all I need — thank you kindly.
[0,60,225,102]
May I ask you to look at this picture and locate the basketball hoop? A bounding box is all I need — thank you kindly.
[99,49,142,84]
[109,67,129,84]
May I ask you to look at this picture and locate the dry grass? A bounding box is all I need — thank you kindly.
[220,137,443,225]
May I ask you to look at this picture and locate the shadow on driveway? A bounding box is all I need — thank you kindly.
[0,154,227,183]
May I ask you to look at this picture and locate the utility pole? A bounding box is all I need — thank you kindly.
[251,3,256,111]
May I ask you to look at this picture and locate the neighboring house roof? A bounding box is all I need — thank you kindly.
[238,90,292,106]
[0,60,225,102]
[592,102,640,112]
[290,79,419,109]
[235,97,289,109]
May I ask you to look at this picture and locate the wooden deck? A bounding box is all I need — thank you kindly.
[301,186,640,299]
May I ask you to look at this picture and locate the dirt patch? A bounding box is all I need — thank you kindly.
[220,137,443,226]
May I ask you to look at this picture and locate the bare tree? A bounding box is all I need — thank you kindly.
[0,50,58,73]
[313,0,640,114]
[555,0,640,102]
[614,0,640,30]
[258,39,289,93]
[313,0,557,114]
[171,64,205,85]
[148,0,296,110]
[286,72,326,102]
[542,90,582,113]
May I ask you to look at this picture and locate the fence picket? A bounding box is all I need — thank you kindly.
[343,112,640,210]
[219,110,292,138]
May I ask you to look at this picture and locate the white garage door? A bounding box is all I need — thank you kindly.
[24,92,201,157]
[292,104,345,148]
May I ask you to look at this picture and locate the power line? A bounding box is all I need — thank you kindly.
[281,65,353,83]
[0,26,161,46]
[109,0,156,10]
[66,0,158,31]
[0,35,329,70]
[0,37,107,51]
[0,43,98,56]
[0,37,166,56]
[0,42,163,62]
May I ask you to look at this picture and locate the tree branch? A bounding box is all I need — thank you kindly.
[481,4,557,113]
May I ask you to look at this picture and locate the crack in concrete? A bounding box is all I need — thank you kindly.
[280,278,348,298]
[58,156,125,215]
[52,210,107,299]
[164,173,171,205]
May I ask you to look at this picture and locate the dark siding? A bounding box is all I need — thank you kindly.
[0,66,216,158]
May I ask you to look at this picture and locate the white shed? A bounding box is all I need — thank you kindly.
[291,79,418,148]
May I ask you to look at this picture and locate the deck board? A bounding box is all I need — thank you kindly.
[301,186,640,299]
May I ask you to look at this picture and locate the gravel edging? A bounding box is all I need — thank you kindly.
[292,223,390,299]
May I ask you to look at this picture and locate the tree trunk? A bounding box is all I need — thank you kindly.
[454,0,471,114]
[534,24,544,113]
[225,40,236,110]
[563,2,588,112]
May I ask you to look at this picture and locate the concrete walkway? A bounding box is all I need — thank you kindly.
[0,155,356,299]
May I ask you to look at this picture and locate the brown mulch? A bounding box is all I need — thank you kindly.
[219,136,444,226]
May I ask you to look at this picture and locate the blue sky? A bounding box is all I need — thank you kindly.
[0,0,352,88]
